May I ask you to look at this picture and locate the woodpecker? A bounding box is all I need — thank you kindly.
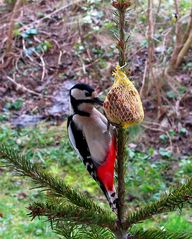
[67,83,118,212]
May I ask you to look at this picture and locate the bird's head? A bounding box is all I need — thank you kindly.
[69,83,103,115]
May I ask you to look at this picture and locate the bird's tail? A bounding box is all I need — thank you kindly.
[99,182,118,213]
[107,188,118,213]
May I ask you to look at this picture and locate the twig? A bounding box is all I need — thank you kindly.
[140,60,147,98]
[77,18,92,61]
[15,52,24,73]
[148,0,161,117]
[34,51,46,82]
[58,51,63,65]
[18,0,83,32]
[74,58,100,72]
[174,0,179,18]
[166,131,173,151]
[182,9,192,44]
[6,75,42,97]
[154,0,162,35]
[161,27,172,63]
[6,0,23,54]
[168,8,192,71]
[142,124,165,133]
[175,29,192,68]
[144,121,162,126]
[22,38,34,62]
[166,0,183,73]
[156,0,162,15]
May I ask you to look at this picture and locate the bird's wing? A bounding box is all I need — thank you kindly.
[67,115,98,180]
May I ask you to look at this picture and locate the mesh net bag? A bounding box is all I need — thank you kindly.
[103,65,144,128]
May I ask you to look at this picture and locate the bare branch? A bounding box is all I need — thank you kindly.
[6,0,23,54]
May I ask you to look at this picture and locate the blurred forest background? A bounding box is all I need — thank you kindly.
[0,0,192,238]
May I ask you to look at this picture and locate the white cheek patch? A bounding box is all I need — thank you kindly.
[71,89,92,100]
[71,89,82,100]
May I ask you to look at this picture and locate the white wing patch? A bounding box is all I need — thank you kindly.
[68,122,84,161]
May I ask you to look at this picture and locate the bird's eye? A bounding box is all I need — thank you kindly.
[85,92,91,97]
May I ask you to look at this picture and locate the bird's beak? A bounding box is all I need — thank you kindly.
[92,91,103,106]
[93,97,103,106]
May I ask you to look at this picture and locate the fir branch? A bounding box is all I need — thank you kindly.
[55,221,116,239]
[0,144,108,215]
[129,228,192,239]
[28,199,115,229]
[55,221,79,239]
[123,178,192,228]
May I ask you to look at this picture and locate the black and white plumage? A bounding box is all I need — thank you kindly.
[67,83,118,212]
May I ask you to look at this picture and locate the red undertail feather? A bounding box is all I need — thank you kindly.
[97,136,116,191]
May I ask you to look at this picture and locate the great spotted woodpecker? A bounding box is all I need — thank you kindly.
[67,83,118,212]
